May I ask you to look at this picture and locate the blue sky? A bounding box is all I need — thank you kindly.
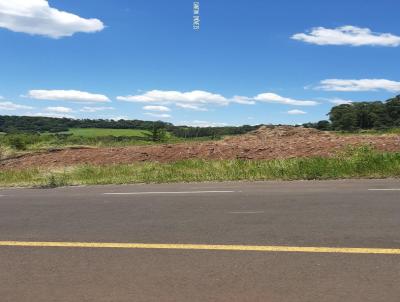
[0,0,399,126]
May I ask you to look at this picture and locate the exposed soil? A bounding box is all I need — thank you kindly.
[2,126,400,169]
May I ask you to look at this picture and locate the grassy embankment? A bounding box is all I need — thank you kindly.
[1,147,399,188]
[0,128,153,154]
[0,128,224,162]
[0,128,193,159]
[335,128,400,135]
[0,128,215,155]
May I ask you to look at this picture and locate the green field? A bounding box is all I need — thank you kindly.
[0,128,198,154]
[67,128,151,137]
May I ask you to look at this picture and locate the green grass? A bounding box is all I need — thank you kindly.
[67,128,151,137]
[335,128,400,136]
[1,147,399,188]
[0,129,219,156]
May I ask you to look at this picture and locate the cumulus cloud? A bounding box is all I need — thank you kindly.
[118,90,318,110]
[30,112,75,118]
[80,106,114,112]
[143,105,171,112]
[110,116,128,121]
[144,113,171,119]
[175,103,208,111]
[27,90,110,103]
[45,106,73,113]
[117,90,229,106]
[292,26,400,47]
[178,120,229,127]
[0,0,104,38]
[231,96,256,105]
[287,109,307,115]
[254,93,319,106]
[327,98,353,105]
[0,101,33,110]
[316,79,400,92]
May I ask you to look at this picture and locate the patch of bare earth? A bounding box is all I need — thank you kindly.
[1,126,400,169]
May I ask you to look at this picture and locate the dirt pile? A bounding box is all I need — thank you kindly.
[2,126,400,169]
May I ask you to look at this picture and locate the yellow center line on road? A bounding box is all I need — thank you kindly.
[1,241,400,254]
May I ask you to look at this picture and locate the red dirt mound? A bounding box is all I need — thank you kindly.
[1,126,400,169]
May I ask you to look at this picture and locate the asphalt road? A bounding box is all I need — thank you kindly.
[1,179,400,302]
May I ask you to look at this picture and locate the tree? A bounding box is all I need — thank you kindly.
[316,120,331,130]
[146,122,167,142]
[329,104,358,131]
[386,95,400,126]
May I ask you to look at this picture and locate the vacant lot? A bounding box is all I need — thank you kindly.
[2,126,400,170]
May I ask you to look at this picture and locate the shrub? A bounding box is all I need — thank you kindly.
[7,135,27,150]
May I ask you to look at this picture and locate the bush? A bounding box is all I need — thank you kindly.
[0,145,6,160]
[7,135,27,150]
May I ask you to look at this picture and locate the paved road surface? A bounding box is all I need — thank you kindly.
[1,179,400,301]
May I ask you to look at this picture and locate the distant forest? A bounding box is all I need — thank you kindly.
[0,115,259,138]
[1,95,400,136]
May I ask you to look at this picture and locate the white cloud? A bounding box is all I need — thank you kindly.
[143,105,171,112]
[27,90,110,103]
[30,112,75,118]
[178,120,228,127]
[109,116,128,121]
[327,98,353,105]
[118,89,319,111]
[254,93,319,106]
[45,106,72,113]
[231,96,256,105]
[144,113,171,119]
[118,90,229,106]
[0,101,33,111]
[292,26,400,47]
[80,106,114,112]
[0,0,104,38]
[287,109,307,115]
[175,103,208,111]
[316,79,400,92]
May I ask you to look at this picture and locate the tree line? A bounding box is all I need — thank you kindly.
[0,116,175,133]
[303,95,400,131]
[2,95,399,136]
[0,115,260,138]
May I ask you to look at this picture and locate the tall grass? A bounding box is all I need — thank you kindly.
[1,147,399,187]
[66,128,150,137]
[0,131,218,157]
[335,128,400,136]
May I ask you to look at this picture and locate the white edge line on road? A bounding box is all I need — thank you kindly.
[368,189,400,191]
[103,190,239,195]
[228,211,265,214]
